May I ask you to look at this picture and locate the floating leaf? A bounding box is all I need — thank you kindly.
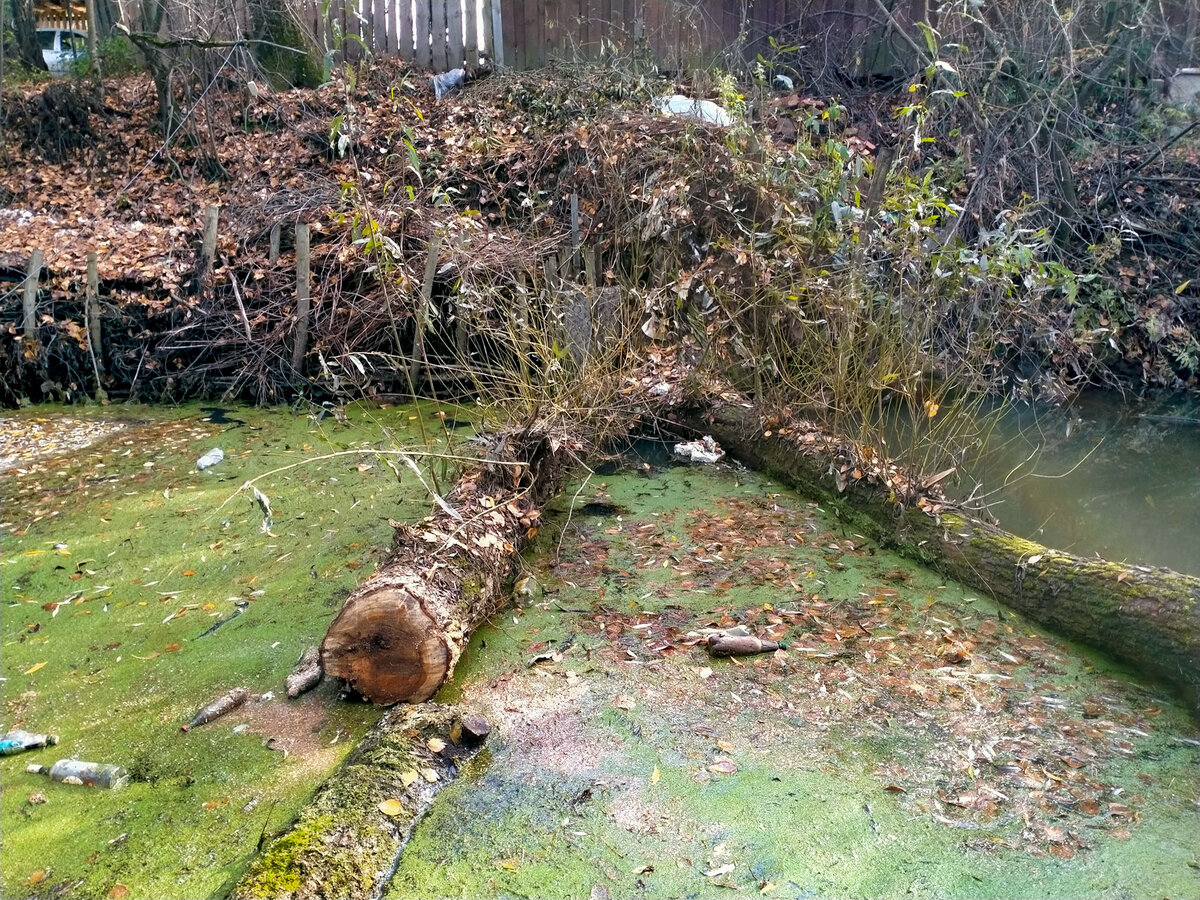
[494,857,520,871]
[107,886,129,900]
[612,694,636,710]
[23,661,47,675]
[708,758,738,775]
[164,642,182,652]
[651,766,661,785]
[704,863,735,877]
[427,737,446,753]
[378,798,404,817]
[400,770,419,787]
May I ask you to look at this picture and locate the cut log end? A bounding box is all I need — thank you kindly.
[320,587,450,705]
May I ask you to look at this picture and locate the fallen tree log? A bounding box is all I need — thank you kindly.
[227,703,488,900]
[320,428,570,704]
[675,397,1200,708]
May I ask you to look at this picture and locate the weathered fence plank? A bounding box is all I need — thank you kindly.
[398,0,414,58]
[431,0,448,70]
[460,0,475,66]
[415,0,432,67]
[447,0,464,66]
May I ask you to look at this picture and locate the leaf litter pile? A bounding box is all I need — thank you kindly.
[399,459,1198,897]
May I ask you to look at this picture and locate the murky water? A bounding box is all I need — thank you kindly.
[960,393,1200,575]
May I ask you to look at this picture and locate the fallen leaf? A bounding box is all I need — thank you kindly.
[164,642,182,652]
[28,870,47,885]
[651,766,661,785]
[378,798,404,817]
[704,863,735,877]
[613,694,636,710]
[23,661,47,675]
[400,770,419,787]
[108,885,130,899]
[427,737,447,753]
[494,857,520,871]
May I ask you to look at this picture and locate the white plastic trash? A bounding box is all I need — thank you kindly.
[433,68,466,99]
[653,94,733,127]
[673,435,726,464]
[196,448,225,470]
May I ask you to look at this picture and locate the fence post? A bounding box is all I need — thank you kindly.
[292,223,311,378]
[269,223,281,263]
[22,249,43,347]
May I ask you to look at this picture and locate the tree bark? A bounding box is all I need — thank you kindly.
[227,703,489,900]
[674,396,1200,709]
[10,0,49,71]
[320,428,569,705]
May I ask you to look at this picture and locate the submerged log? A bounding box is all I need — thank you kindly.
[320,430,569,704]
[677,397,1200,708]
[228,703,489,900]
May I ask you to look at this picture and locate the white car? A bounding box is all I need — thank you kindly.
[37,28,87,75]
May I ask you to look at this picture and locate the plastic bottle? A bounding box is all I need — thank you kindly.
[27,759,129,789]
[0,730,59,755]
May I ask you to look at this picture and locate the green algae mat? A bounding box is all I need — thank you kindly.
[398,460,1200,900]
[3,411,1198,899]
[0,401,462,899]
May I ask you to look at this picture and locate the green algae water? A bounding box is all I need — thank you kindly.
[3,405,1196,899]
[394,458,1199,900]
[0,400,464,899]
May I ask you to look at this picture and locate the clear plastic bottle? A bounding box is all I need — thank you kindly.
[0,729,58,755]
[27,759,129,789]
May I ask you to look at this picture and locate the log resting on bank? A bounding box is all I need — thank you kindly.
[320,430,569,705]
[227,703,489,900]
[676,397,1200,708]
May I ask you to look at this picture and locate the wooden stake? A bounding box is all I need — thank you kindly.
[200,205,220,287]
[230,273,254,343]
[410,233,440,393]
[22,249,43,345]
[570,192,581,274]
[85,252,108,402]
[291,223,311,378]
[268,223,280,263]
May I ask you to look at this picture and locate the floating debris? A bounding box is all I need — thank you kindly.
[0,730,59,756]
[28,759,128,789]
[286,647,322,699]
[196,448,225,470]
[673,435,725,464]
[182,687,249,731]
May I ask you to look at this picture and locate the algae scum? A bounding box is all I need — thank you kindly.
[3,408,1198,899]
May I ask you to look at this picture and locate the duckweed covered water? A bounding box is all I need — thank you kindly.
[392,457,1199,900]
[3,408,1196,899]
[0,400,468,899]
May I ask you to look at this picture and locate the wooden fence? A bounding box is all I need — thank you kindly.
[297,0,502,71]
